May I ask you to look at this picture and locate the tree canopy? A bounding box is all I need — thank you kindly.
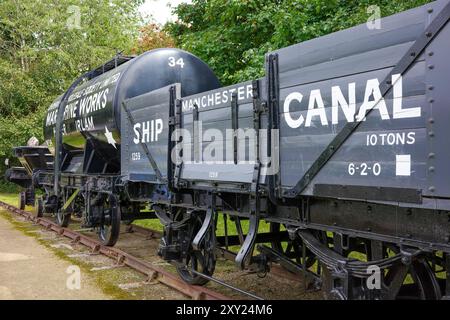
[132,23,175,54]
[0,0,144,188]
[166,0,432,85]
[0,0,143,118]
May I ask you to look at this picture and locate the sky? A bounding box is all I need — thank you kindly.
[139,0,192,25]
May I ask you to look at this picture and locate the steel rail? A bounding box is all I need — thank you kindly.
[125,223,162,238]
[190,270,264,301]
[0,201,230,301]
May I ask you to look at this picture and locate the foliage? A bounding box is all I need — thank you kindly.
[166,0,433,85]
[0,180,18,193]
[132,23,175,55]
[0,0,144,187]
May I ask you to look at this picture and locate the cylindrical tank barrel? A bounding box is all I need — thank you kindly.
[43,48,220,165]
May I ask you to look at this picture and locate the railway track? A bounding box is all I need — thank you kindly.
[126,224,307,286]
[0,200,230,300]
[0,200,319,300]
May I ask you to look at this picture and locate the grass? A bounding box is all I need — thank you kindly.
[0,193,20,205]
[134,210,273,253]
[134,205,272,237]
[133,219,163,232]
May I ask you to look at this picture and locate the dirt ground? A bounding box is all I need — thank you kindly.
[0,208,186,300]
[0,212,109,300]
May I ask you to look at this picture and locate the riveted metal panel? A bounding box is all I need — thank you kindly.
[267,0,450,204]
[423,8,450,197]
[121,84,180,182]
[179,81,260,185]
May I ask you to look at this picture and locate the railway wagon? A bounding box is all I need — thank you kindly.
[6,49,221,245]
[134,0,450,299]
[5,0,450,300]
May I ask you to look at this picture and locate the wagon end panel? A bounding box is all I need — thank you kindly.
[272,0,450,204]
[178,81,264,191]
[121,84,180,183]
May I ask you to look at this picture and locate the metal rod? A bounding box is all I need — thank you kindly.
[190,269,264,300]
[235,217,244,245]
[224,214,229,250]
[446,253,450,297]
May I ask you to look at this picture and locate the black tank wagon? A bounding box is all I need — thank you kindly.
[6,0,450,300]
[7,48,220,245]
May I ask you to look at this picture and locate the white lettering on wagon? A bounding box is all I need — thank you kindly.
[182,84,253,112]
[45,73,121,134]
[283,74,421,129]
[133,119,164,144]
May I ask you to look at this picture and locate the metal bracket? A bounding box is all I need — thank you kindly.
[330,262,351,300]
[233,80,265,268]
[173,99,184,189]
[193,103,200,164]
[258,244,321,284]
[285,2,450,198]
[446,253,450,297]
[231,93,239,165]
[231,93,239,131]
[371,240,384,261]
[167,86,178,191]
[252,80,268,115]
[300,198,310,224]
[192,194,216,251]
[250,80,263,194]
[235,195,260,270]
[265,53,282,204]
[62,189,80,212]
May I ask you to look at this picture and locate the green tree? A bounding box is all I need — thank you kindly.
[0,0,143,189]
[166,0,433,85]
[132,23,175,55]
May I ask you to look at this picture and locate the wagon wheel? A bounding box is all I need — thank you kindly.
[98,194,121,247]
[321,239,442,300]
[18,191,26,210]
[32,196,44,218]
[380,250,442,300]
[270,222,317,268]
[177,213,216,286]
